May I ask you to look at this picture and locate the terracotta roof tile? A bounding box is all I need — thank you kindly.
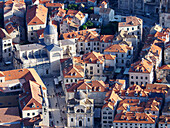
[104,54,116,60]
[83,51,105,64]
[119,16,143,27]
[159,65,170,70]
[46,3,64,8]
[104,44,132,53]
[26,5,48,25]
[100,35,114,43]
[159,115,170,124]
[129,58,153,73]
[63,65,84,78]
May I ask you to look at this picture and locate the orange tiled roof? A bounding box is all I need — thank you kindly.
[2,68,46,90]
[83,51,105,64]
[51,8,66,17]
[144,97,162,111]
[159,65,170,70]
[0,107,21,123]
[46,3,64,8]
[67,79,108,92]
[105,88,122,102]
[104,44,132,53]
[129,58,153,73]
[119,16,143,27]
[61,29,100,42]
[114,112,156,124]
[159,115,170,124]
[104,54,116,60]
[102,102,115,110]
[145,83,169,94]
[0,71,4,77]
[100,35,114,43]
[62,65,84,78]
[26,5,48,25]
[20,80,43,110]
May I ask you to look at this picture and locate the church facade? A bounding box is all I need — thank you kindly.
[13,20,63,76]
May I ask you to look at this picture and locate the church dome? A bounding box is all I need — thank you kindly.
[44,24,57,35]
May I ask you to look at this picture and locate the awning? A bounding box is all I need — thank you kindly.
[123,68,130,75]
[115,68,121,73]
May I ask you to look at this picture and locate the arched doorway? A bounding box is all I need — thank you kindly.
[79,120,82,127]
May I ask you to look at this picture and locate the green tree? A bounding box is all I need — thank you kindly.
[80,25,87,30]
[85,20,94,27]
[68,4,78,10]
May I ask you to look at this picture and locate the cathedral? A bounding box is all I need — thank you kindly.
[13,20,63,76]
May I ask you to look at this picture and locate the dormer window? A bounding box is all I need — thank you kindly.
[134,92,138,97]
[89,59,92,62]
[125,92,129,96]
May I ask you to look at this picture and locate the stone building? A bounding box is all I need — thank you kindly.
[118,0,160,15]
[0,28,13,62]
[13,21,63,76]
[26,4,48,42]
[129,58,154,86]
[159,0,170,28]
[67,91,94,128]
[118,16,143,42]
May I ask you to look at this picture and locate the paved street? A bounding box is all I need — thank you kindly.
[42,77,67,128]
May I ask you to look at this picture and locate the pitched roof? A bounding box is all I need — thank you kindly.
[119,16,143,27]
[61,29,100,42]
[46,3,64,8]
[19,80,43,110]
[100,35,114,43]
[67,80,108,92]
[2,68,46,90]
[159,115,170,124]
[104,54,116,60]
[114,112,156,124]
[159,65,170,70]
[0,107,21,124]
[83,51,105,64]
[26,5,48,25]
[104,44,132,53]
[0,28,11,39]
[129,58,153,73]
[62,65,84,78]
[102,102,115,110]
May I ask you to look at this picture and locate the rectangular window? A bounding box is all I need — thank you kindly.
[108,116,112,119]
[88,118,90,122]
[71,118,73,122]
[97,70,100,73]
[131,81,134,85]
[103,116,107,119]
[90,66,93,70]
